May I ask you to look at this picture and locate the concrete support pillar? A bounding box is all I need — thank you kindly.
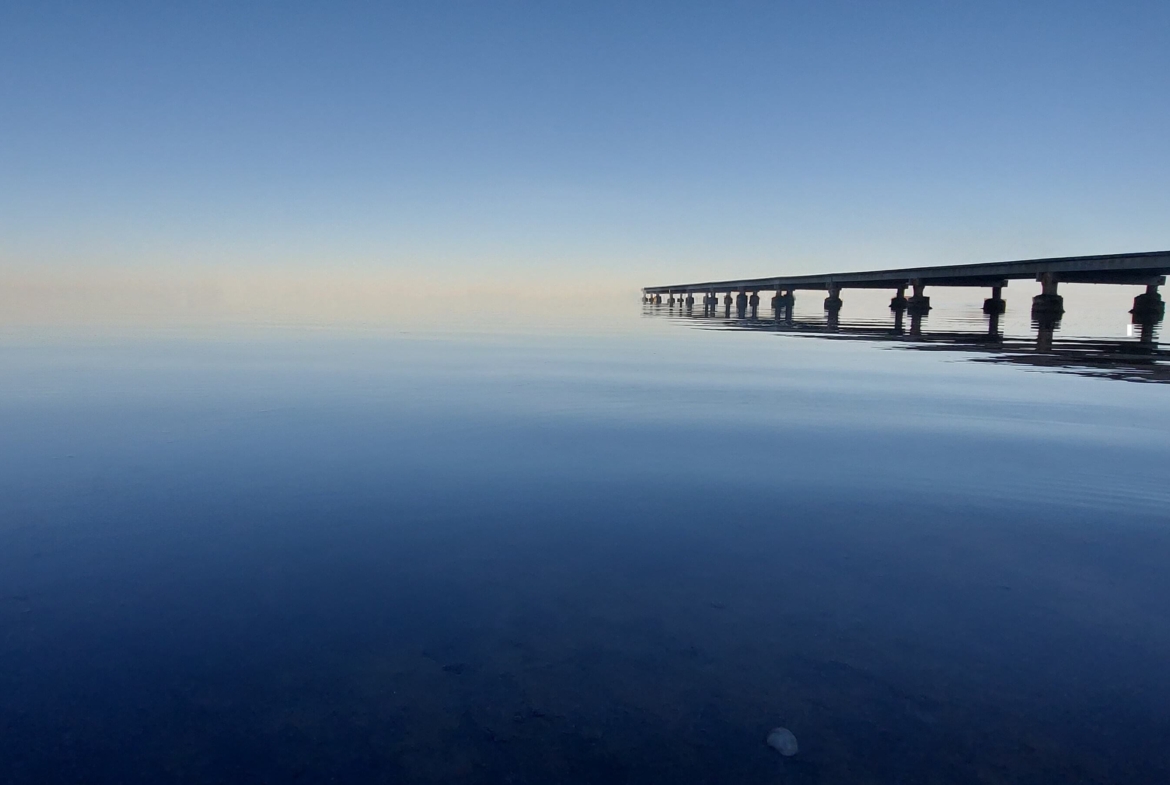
[1035,315,1057,352]
[823,284,843,312]
[909,311,924,337]
[893,307,904,335]
[735,291,748,317]
[685,293,695,308]
[983,284,1006,314]
[1137,320,1156,346]
[890,285,907,310]
[1131,283,1165,322]
[1031,272,1064,316]
[907,279,931,312]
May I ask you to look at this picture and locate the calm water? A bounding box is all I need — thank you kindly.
[3,288,1169,783]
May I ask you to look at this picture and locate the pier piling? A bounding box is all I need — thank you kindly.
[1031,273,1064,316]
[983,284,1006,314]
[907,280,931,313]
[824,284,843,312]
[1131,284,1165,322]
[891,286,908,310]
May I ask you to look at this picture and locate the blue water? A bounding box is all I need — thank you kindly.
[2,291,1169,783]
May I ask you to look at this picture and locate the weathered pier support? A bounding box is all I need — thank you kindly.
[824,284,843,312]
[906,280,931,313]
[1131,284,1165,322]
[983,285,1006,314]
[1035,315,1057,352]
[987,308,1002,339]
[909,311,924,337]
[890,286,907,310]
[1031,272,1064,316]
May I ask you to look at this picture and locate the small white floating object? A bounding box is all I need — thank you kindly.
[766,727,799,756]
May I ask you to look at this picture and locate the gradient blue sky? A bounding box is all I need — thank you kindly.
[3,1,1168,285]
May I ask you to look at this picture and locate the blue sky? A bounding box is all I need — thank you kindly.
[2,1,1168,285]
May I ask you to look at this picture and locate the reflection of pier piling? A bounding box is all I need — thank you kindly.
[644,293,1170,384]
[643,251,1169,328]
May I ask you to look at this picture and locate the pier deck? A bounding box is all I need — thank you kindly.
[642,251,1170,295]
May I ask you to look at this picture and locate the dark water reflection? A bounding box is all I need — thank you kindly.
[648,296,1169,384]
[2,307,1169,783]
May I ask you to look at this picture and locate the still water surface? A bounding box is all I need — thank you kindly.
[2,290,1169,783]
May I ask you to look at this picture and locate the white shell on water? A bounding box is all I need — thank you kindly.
[766,727,798,756]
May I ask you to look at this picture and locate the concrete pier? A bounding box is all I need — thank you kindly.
[1131,284,1165,321]
[824,284,843,312]
[890,286,907,310]
[643,250,1170,324]
[1031,272,1064,316]
[983,285,1006,314]
[1035,315,1057,352]
[987,307,1002,339]
[906,280,931,313]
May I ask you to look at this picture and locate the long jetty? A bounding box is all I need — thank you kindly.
[642,250,1169,320]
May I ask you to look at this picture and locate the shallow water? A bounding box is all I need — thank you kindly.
[2,288,1169,783]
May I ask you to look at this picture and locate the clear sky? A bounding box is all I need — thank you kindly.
[3,1,1168,288]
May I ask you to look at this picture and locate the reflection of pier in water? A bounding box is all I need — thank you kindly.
[643,300,1170,385]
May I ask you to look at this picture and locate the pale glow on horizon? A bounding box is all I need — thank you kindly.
[0,265,643,331]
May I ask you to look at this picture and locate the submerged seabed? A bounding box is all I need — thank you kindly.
[2,292,1169,784]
